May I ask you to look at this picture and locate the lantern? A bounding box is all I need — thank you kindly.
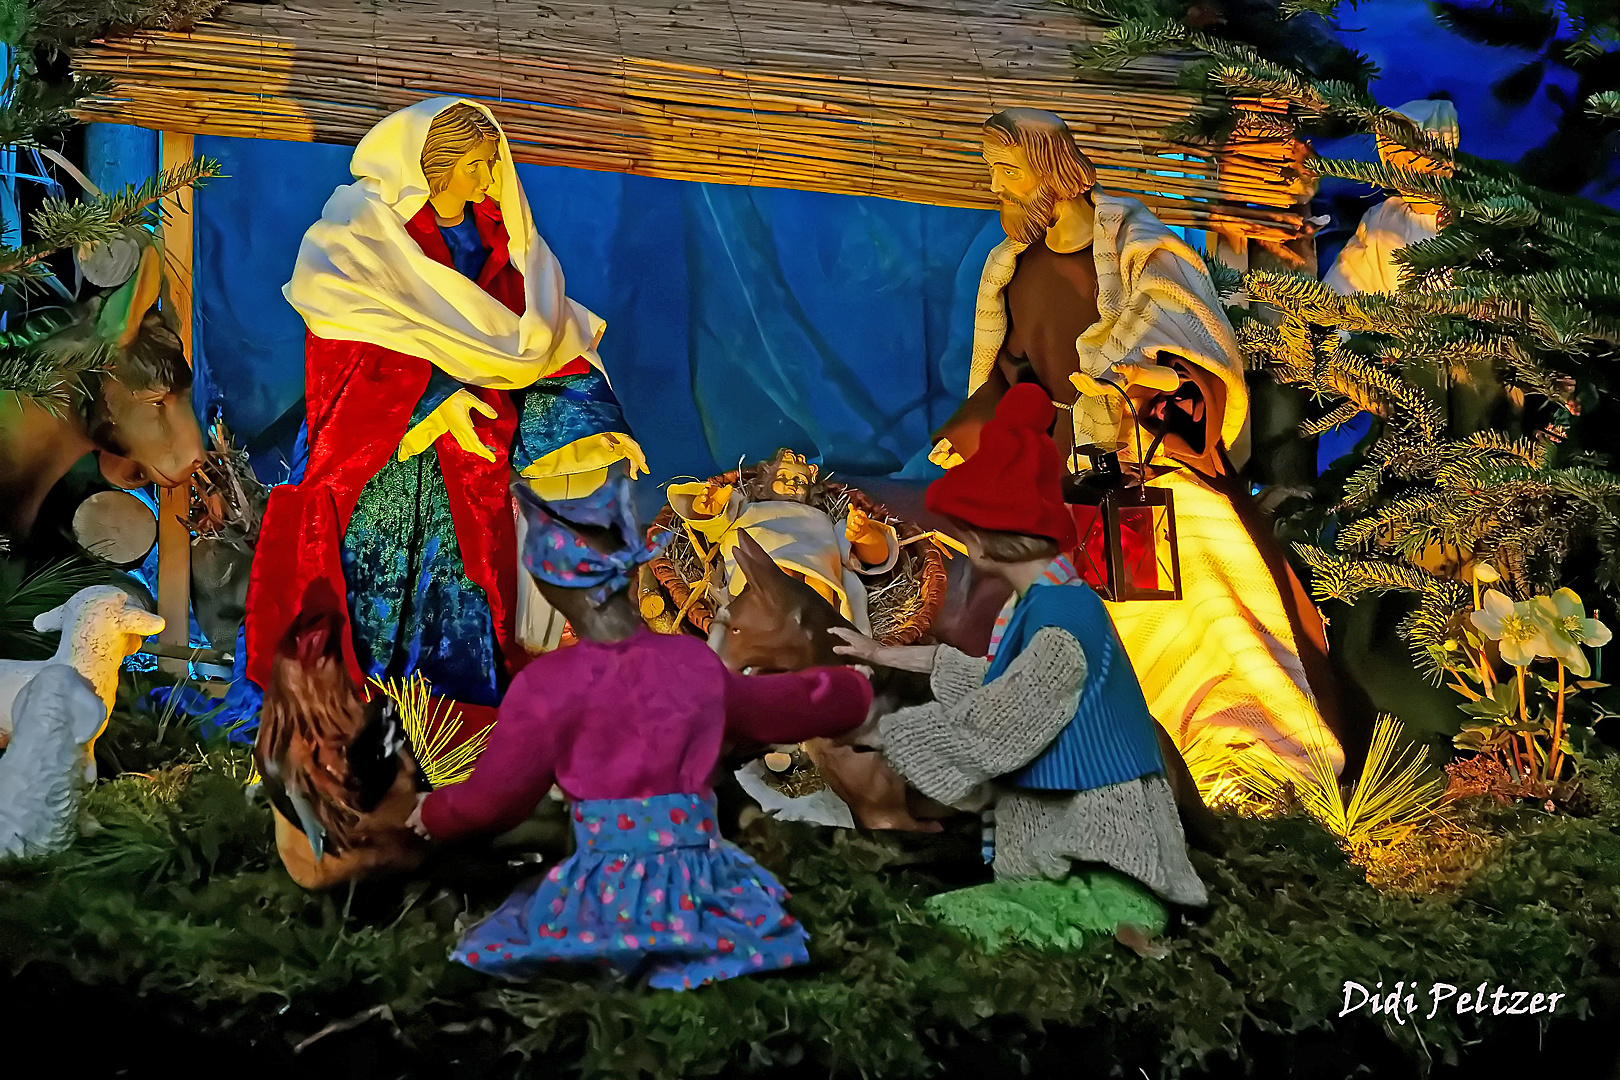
[1065,450,1182,602]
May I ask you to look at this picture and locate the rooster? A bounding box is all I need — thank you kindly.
[254,581,429,889]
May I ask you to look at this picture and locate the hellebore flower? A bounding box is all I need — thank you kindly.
[1471,562,1501,584]
[1528,588,1613,678]
[1470,590,1552,668]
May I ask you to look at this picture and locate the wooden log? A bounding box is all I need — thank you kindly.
[156,131,195,678]
[72,490,158,566]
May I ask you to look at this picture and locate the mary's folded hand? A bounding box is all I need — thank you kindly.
[398,388,498,463]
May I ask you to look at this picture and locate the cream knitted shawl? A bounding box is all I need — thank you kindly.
[967,192,1248,454]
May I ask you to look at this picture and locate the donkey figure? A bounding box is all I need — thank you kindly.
[710,528,949,832]
[713,529,1227,854]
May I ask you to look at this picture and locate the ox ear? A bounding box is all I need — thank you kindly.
[95,241,164,350]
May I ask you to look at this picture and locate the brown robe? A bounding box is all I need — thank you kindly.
[934,240,1099,460]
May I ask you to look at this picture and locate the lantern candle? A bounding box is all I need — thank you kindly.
[1066,450,1182,603]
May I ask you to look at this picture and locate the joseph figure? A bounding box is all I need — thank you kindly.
[931,108,1362,780]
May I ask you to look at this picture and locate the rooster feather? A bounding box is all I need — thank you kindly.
[254,581,426,870]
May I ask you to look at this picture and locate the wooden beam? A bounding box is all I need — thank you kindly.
[156,131,195,677]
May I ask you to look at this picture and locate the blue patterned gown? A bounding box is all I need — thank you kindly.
[338,216,632,705]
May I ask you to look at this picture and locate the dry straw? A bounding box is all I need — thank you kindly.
[368,673,490,788]
[72,0,1310,240]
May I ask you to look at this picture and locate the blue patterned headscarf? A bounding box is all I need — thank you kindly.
[513,474,671,603]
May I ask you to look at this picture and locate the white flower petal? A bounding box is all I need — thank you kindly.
[1469,608,1504,640]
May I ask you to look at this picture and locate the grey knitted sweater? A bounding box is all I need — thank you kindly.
[878,629,1209,907]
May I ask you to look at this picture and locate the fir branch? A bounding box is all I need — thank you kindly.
[1203,253,1244,300]
[1335,492,1446,552]
[1462,430,1545,467]
[1292,544,1436,601]
[0,155,221,288]
[1339,460,1386,509]
[0,331,108,413]
[1300,399,1366,438]
[0,62,90,148]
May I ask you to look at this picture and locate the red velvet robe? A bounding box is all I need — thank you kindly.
[245,198,587,708]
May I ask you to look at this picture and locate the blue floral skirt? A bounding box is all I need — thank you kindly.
[453,793,810,990]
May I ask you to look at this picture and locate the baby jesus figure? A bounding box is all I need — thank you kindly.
[669,449,899,633]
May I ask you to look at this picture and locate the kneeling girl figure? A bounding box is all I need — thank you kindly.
[407,471,872,988]
[832,384,1208,950]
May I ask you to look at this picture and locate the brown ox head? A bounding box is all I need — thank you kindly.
[709,527,852,674]
[45,243,206,491]
[87,312,205,491]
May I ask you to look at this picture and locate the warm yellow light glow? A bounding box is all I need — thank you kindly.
[1177,727,1276,813]
[1112,472,1344,781]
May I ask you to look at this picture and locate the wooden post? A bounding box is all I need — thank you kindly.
[156,132,195,676]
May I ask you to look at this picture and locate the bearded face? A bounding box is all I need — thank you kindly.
[984,138,1064,246]
[998,182,1061,246]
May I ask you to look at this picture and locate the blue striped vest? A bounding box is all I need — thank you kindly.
[984,560,1164,792]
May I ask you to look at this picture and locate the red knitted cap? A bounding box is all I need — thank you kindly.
[926,384,1077,549]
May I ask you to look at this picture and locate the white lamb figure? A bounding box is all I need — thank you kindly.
[0,665,108,860]
[0,586,164,770]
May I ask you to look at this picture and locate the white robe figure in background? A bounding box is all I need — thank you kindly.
[1323,98,1459,296]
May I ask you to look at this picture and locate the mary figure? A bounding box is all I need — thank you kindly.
[245,97,644,718]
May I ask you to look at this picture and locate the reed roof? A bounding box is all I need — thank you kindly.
[74,0,1309,238]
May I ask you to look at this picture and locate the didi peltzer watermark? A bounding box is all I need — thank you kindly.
[1340,981,1566,1025]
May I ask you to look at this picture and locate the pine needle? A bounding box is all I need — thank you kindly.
[1177,726,1281,814]
[1239,716,1446,851]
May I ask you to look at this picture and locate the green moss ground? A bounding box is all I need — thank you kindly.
[1,697,1618,1079]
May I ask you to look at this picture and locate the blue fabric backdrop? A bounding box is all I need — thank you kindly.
[80,0,1620,491]
[177,135,1003,489]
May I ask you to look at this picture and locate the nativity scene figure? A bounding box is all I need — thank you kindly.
[931,107,1359,780]
[244,97,647,754]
